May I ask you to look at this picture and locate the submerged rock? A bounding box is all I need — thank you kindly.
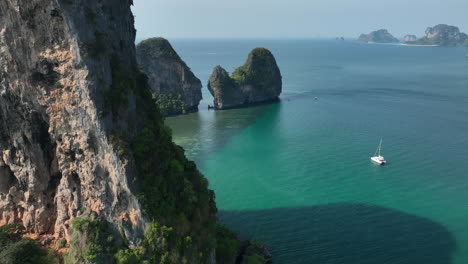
[136,37,202,116]
[406,24,468,46]
[208,48,282,109]
[358,29,399,43]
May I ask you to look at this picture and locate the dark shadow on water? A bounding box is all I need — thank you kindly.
[166,102,282,162]
[219,204,456,264]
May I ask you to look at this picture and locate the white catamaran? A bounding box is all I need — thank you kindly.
[371,138,387,165]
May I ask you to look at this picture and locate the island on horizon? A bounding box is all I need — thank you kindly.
[358,29,400,43]
[405,24,468,46]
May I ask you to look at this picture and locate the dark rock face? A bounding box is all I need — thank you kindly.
[404,35,418,42]
[136,38,202,116]
[358,29,399,43]
[208,66,246,109]
[407,24,468,46]
[208,48,282,110]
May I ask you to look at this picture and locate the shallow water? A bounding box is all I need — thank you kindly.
[166,39,468,264]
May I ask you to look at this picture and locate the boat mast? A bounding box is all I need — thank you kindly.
[378,138,382,156]
[374,138,382,157]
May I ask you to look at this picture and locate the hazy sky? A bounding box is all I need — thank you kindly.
[132,0,468,39]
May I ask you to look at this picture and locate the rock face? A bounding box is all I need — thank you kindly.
[358,29,399,43]
[0,0,223,262]
[403,35,418,42]
[136,37,202,116]
[407,24,468,46]
[208,48,282,109]
[0,0,146,242]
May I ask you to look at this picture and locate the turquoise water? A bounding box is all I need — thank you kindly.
[165,39,468,264]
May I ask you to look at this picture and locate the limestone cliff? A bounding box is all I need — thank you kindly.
[403,35,417,42]
[208,48,282,110]
[136,37,202,116]
[0,0,233,263]
[407,24,468,46]
[0,0,149,242]
[358,29,399,43]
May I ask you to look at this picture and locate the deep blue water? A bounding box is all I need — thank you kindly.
[165,39,468,264]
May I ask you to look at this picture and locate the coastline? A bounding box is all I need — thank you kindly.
[399,43,440,47]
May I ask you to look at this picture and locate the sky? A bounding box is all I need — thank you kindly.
[132,0,468,39]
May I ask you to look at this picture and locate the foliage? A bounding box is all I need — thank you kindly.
[153,92,188,116]
[123,61,220,261]
[243,254,267,264]
[84,32,106,59]
[215,225,240,263]
[93,55,237,263]
[114,222,199,264]
[0,224,58,264]
[64,217,117,264]
[102,55,135,119]
[114,249,140,264]
[231,48,280,89]
[58,239,67,248]
[55,80,64,89]
[136,38,181,61]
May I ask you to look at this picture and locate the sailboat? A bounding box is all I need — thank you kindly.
[371,138,387,165]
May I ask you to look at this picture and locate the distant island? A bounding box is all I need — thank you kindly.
[136,37,202,116]
[208,48,282,110]
[358,29,399,43]
[403,35,418,42]
[405,24,468,46]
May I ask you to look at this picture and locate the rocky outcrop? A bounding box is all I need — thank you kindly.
[403,35,417,42]
[208,66,246,109]
[406,24,468,46]
[358,29,399,43]
[0,0,226,263]
[236,241,273,264]
[208,48,282,109]
[136,37,202,116]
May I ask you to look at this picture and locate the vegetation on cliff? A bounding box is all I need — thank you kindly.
[137,37,182,61]
[64,54,241,263]
[231,48,281,90]
[0,224,58,264]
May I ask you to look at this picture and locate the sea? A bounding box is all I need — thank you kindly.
[164,39,468,264]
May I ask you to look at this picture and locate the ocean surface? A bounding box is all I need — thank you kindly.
[165,39,468,264]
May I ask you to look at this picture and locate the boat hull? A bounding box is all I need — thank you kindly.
[371,156,387,165]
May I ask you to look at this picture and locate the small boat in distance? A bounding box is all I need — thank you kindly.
[371,138,387,165]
